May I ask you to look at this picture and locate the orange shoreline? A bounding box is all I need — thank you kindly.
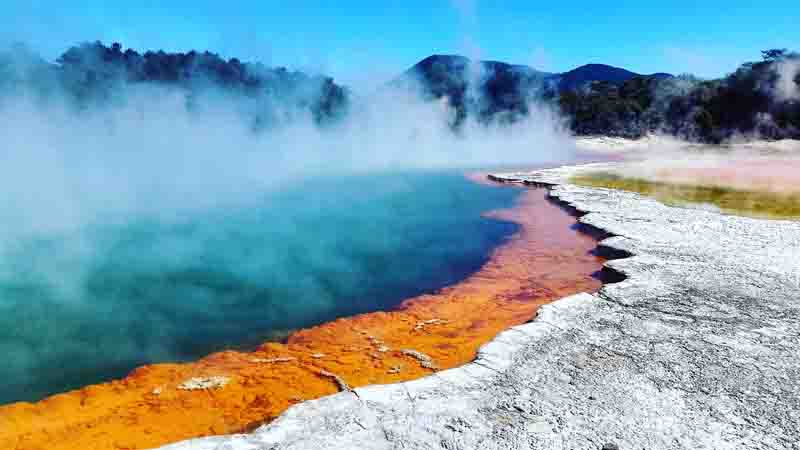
[0,176,606,450]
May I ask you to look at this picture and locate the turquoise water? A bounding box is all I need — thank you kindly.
[0,171,520,404]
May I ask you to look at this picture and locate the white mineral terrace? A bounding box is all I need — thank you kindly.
[162,163,800,450]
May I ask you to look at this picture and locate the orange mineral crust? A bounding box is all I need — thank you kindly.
[0,182,606,450]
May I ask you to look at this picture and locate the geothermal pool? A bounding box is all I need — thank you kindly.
[0,171,520,404]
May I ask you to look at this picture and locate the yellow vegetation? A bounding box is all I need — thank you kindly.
[571,172,800,219]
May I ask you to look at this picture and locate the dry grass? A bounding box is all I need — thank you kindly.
[571,172,800,220]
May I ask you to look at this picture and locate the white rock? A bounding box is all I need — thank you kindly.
[176,376,230,391]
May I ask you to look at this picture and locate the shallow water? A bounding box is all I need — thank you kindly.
[0,171,520,404]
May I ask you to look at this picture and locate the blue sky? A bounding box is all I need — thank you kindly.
[2,1,797,87]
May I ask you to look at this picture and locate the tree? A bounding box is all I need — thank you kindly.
[762,49,789,62]
[693,108,714,138]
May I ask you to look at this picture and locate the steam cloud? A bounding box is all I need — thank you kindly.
[0,57,571,240]
[774,59,800,102]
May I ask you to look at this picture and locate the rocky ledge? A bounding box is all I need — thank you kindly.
[162,164,800,450]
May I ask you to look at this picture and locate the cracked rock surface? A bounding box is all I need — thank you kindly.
[162,165,800,450]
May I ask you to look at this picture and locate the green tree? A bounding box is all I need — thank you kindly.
[762,49,789,62]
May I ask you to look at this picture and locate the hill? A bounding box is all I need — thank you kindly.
[559,50,800,141]
[0,41,349,127]
[398,51,800,142]
[394,54,674,126]
[557,63,672,92]
[393,54,554,125]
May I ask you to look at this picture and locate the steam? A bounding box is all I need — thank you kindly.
[579,135,800,194]
[450,0,477,23]
[0,69,570,239]
[774,59,800,102]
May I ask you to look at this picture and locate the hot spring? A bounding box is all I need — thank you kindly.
[0,171,520,404]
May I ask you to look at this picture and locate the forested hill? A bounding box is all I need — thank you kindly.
[2,42,798,143]
[556,64,672,92]
[558,50,800,141]
[398,51,799,143]
[392,54,555,126]
[0,41,349,126]
[393,54,667,126]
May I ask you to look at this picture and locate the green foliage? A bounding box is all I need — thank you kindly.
[558,76,663,138]
[0,41,350,127]
[558,50,800,142]
[693,108,714,136]
[762,49,789,61]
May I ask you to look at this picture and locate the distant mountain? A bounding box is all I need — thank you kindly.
[400,54,554,90]
[393,54,674,126]
[393,54,555,125]
[557,63,672,92]
[399,51,800,143]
